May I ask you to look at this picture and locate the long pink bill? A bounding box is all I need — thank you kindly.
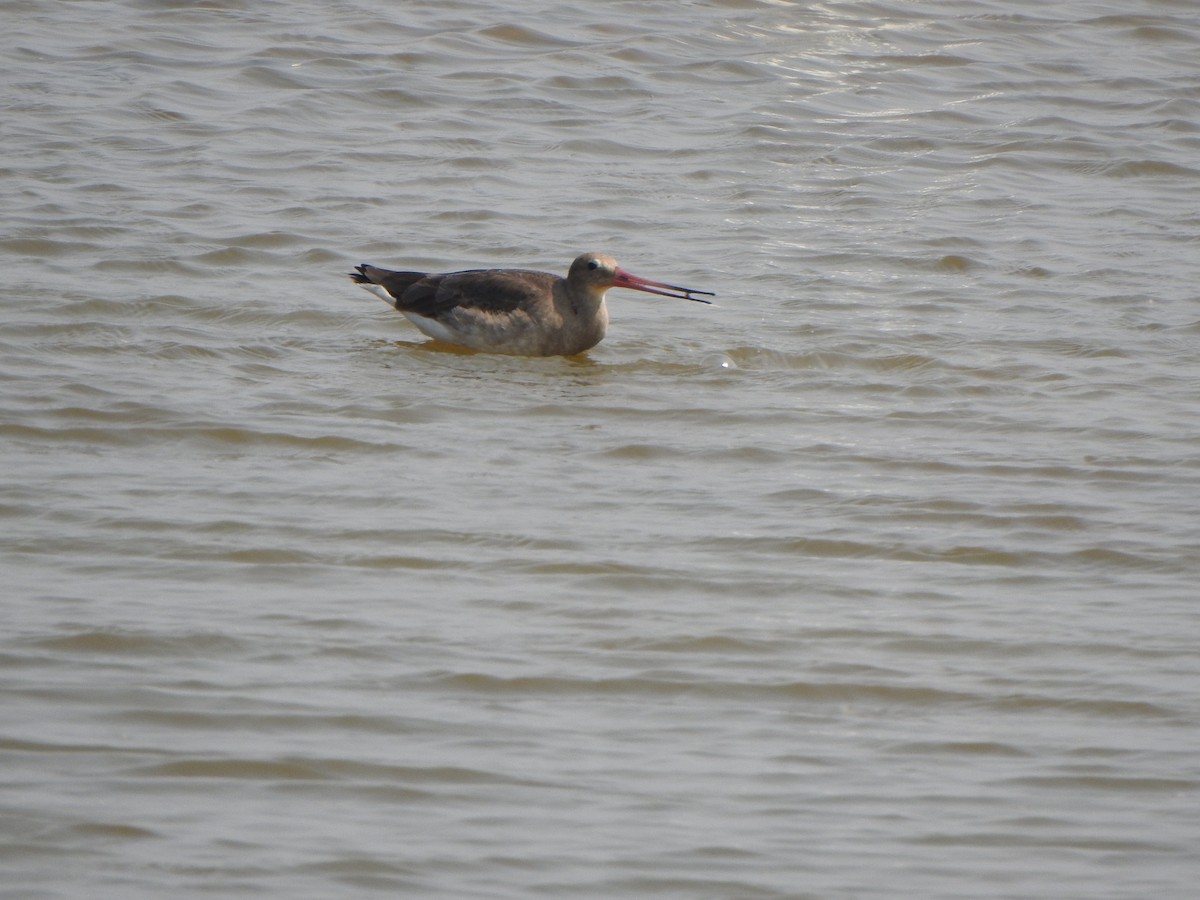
[613,268,715,304]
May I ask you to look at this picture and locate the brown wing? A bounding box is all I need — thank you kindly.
[352,265,559,318]
[403,269,559,318]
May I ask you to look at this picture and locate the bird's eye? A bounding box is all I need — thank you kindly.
[587,259,600,270]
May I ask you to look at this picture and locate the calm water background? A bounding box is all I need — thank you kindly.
[3,0,1198,897]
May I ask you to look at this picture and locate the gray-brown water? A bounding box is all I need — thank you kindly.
[3,1,1198,897]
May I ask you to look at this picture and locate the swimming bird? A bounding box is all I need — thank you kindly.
[349,251,713,356]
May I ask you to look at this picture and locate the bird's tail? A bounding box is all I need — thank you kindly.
[348,264,427,311]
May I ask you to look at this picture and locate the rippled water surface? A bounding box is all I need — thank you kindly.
[3,1,1199,897]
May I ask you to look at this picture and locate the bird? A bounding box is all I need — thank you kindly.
[348,251,713,356]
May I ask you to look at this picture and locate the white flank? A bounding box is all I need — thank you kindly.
[403,312,460,345]
[357,282,398,308]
